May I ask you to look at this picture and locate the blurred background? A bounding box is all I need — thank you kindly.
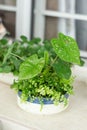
[0,0,87,51]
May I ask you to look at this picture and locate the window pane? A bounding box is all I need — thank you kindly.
[45,16,87,51]
[0,0,16,6]
[46,0,87,15]
[45,16,58,39]
[46,0,58,11]
[76,20,87,51]
[46,0,75,13]
[76,0,87,15]
[0,10,16,38]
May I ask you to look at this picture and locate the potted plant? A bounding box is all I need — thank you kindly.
[11,33,81,115]
[0,36,41,84]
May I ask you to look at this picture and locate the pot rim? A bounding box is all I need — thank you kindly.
[18,91,69,105]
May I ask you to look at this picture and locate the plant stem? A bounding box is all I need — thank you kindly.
[51,56,58,66]
[42,56,58,76]
[10,52,25,61]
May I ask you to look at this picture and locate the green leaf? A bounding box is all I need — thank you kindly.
[0,38,8,45]
[80,58,85,66]
[0,67,3,72]
[3,43,15,64]
[28,38,41,44]
[19,54,45,80]
[20,35,28,42]
[51,33,80,65]
[37,46,45,57]
[10,56,21,70]
[44,51,49,65]
[1,66,11,73]
[53,59,71,79]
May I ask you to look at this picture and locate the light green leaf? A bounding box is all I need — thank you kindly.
[19,54,45,80]
[0,67,3,72]
[44,51,49,65]
[51,33,80,65]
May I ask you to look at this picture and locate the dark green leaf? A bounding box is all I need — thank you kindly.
[80,58,85,66]
[28,38,41,44]
[0,38,8,45]
[3,43,15,64]
[1,66,11,73]
[20,35,28,42]
[10,56,21,70]
[37,46,45,57]
[53,59,71,79]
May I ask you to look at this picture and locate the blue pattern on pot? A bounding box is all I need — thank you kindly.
[18,91,69,105]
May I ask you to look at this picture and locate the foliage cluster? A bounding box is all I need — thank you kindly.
[11,33,81,105]
[0,36,43,74]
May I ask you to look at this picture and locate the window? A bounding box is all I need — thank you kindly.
[33,0,87,51]
[0,0,87,52]
[0,0,32,39]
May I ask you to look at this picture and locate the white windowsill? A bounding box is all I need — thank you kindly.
[0,81,87,130]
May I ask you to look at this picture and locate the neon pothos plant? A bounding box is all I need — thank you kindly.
[11,33,81,106]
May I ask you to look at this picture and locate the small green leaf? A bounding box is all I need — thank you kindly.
[0,38,8,45]
[11,56,21,70]
[80,58,85,66]
[31,38,41,44]
[51,33,80,65]
[37,46,45,57]
[19,54,45,80]
[3,43,15,64]
[1,66,11,73]
[44,51,49,65]
[20,35,28,42]
[0,67,3,72]
[53,59,71,79]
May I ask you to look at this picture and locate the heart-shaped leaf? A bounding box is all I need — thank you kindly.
[51,33,80,65]
[19,54,45,80]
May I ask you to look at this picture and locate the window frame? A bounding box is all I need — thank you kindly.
[34,0,87,38]
[0,0,32,39]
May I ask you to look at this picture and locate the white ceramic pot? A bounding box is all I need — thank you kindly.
[17,95,69,115]
[0,73,18,85]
